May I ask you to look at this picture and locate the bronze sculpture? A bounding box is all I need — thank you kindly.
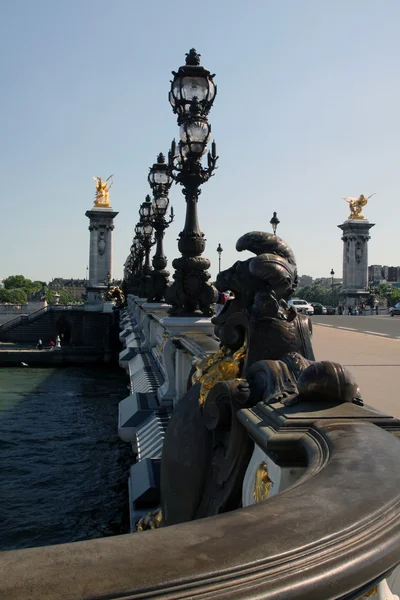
[343,193,375,220]
[93,175,114,207]
[139,230,363,530]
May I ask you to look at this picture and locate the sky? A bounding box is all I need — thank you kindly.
[1,0,399,283]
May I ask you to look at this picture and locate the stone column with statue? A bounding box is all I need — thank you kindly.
[85,175,119,306]
[338,194,375,309]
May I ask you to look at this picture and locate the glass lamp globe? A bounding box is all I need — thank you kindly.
[169,49,217,118]
[153,196,169,216]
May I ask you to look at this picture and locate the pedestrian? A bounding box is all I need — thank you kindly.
[348,305,352,315]
[375,304,379,315]
[36,338,43,350]
[215,291,228,316]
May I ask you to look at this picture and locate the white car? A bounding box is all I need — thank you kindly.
[288,298,314,315]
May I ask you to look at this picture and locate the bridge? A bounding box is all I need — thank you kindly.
[1,47,399,599]
[0,291,399,599]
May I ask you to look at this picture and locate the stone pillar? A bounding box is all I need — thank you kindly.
[85,207,118,305]
[337,219,374,307]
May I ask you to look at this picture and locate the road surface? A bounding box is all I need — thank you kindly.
[311,314,400,340]
[311,319,400,417]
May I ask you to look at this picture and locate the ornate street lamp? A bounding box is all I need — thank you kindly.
[125,232,144,295]
[330,268,335,306]
[216,243,223,273]
[138,196,155,298]
[166,48,218,316]
[146,153,174,302]
[270,212,280,236]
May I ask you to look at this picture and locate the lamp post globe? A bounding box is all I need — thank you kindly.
[148,153,173,195]
[137,197,156,298]
[145,153,175,303]
[270,212,280,236]
[139,195,153,220]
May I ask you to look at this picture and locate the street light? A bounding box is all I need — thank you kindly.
[216,243,223,273]
[146,153,174,302]
[166,48,218,316]
[330,268,335,306]
[137,196,155,298]
[126,233,144,295]
[270,212,280,236]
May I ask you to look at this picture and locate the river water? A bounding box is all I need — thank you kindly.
[0,366,131,551]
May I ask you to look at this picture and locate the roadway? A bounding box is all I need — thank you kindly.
[311,314,400,340]
[310,316,400,417]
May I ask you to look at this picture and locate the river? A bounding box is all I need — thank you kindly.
[0,366,131,551]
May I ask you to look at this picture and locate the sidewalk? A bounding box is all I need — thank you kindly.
[312,325,400,417]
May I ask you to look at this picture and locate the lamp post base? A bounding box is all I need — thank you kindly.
[165,256,217,317]
[147,269,170,303]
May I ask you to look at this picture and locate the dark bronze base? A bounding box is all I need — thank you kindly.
[165,256,217,317]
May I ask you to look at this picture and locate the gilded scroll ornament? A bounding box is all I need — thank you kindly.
[136,507,162,531]
[253,462,273,503]
[192,342,247,406]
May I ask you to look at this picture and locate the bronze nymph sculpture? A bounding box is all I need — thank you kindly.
[139,230,363,530]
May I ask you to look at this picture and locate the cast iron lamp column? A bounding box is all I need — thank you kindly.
[270,212,280,236]
[165,48,218,316]
[147,153,174,302]
[138,196,155,298]
[127,235,143,295]
[330,268,335,306]
[217,243,223,273]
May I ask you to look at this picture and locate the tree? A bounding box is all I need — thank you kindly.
[0,289,12,303]
[3,275,43,300]
[296,284,332,305]
[0,288,28,304]
[3,275,32,290]
[45,288,75,304]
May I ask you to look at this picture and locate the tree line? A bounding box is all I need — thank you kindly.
[0,275,78,305]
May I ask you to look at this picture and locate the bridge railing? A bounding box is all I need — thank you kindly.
[0,409,399,600]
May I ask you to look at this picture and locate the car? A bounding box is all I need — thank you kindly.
[310,303,327,315]
[289,298,314,315]
[389,302,400,316]
[324,305,336,315]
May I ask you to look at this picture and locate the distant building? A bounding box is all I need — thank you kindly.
[368,265,400,285]
[298,275,313,287]
[388,266,400,282]
[48,278,87,300]
[314,277,342,288]
[368,265,383,284]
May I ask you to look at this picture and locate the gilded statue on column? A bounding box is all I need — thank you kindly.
[343,193,375,220]
[93,175,114,207]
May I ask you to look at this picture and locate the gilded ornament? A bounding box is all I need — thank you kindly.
[93,175,114,207]
[136,507,162,531]
[192,342,247,405]
[343,193,375,220]
[253,462,273,503]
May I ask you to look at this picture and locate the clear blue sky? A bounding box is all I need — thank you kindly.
[1,0,399,283]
